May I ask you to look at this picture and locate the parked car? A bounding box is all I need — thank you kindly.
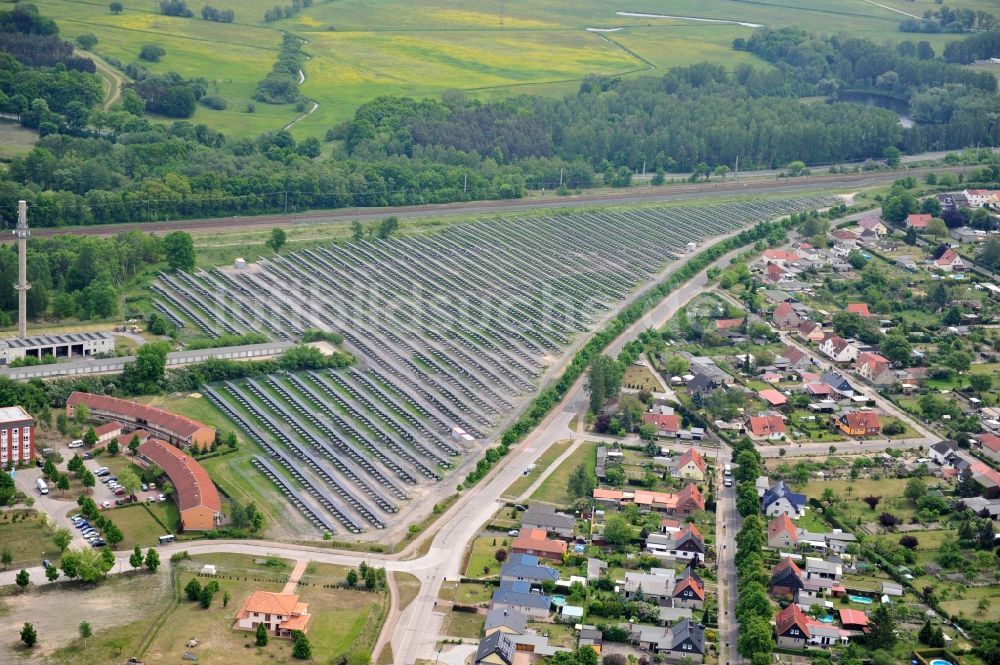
[158,494,167,502]
[508,529,519,536]
[68,440,84,449]
[75,521,89,530]
[42,559,52,569]
[114,488,125,496]
[82,451,93,460]
[90,539,106,548]
[35,458,44,468]
[100,500,111,509]
[141,484,148,492]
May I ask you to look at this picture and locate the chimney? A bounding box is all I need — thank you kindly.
[14,200,30,339]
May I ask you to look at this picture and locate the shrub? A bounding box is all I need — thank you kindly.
[139,45,166,61]
[198,95,228,110]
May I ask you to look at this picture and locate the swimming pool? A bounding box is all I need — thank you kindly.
[552,595,566,606]
[929,659,952,665]
[818,615,834,623]
[848,595,873,604]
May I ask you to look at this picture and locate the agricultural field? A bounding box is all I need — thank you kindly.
[32,0,976,138]
[153,198,831,538]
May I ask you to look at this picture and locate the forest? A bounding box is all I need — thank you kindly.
[0,7,999,227]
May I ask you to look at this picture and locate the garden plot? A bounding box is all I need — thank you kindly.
[156,200,833,533]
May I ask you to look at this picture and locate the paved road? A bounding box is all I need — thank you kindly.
[714,451,740,665]
[19,164,973,240]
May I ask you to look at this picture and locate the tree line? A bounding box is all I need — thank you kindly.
[254,33,304,104]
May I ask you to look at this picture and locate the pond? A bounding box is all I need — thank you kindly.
[835,91,917,128]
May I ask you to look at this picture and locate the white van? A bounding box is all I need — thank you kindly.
[68,439,84,449]
[36,478,48,495]
[723,464,732,477]
[158,534,175,544]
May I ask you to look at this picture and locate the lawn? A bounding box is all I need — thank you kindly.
[528,621,578,647]
[465,535,505,578]
[0,120,39,160]
[502,438,575,499]
[530,441,596,506]
[109,501,180,550]
[440,610,485,639]
[440,581,494,606]
[0,510,62,568]
[938,585,1000,623]
[799,477,923,524]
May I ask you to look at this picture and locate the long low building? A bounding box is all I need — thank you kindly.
[0,332,114,365]
[66,391,215,449]
[136,439,222,531]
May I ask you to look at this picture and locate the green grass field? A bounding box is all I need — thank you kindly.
[30,0,976,139]
[0,510,62,568]
[530,441,596,506]
[464,535,505,578]
[502,438,575,499]
[110,502,180,550]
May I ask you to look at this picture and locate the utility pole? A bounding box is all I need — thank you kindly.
[463,173,468,194]
[283,190,288,214]
[559,168,564,188]
[14,200,30,339]
[734,155,739,183]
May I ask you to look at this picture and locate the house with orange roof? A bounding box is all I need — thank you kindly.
[235,591,310,637]
[978,433,1000,464]
[670,447,707,481]
[94,421,122,444]
[767,515,799,549]
[775,604,811,648]
[743,415,786,441]
[935,248,966,272]
[512,528,567,562]
[715,318,744,331]
[763,249,801,266]
[856,352,891,383]
[632,484,705,516]
[642,412,680,437]
[963,189,997,208]
[764,263,791,284]
[672,568,706,609]
[906,213,931,229]
[837,411,881,437]
[838,608,869,632]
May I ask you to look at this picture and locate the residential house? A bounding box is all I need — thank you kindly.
[500,554,561,586]
[970,461,1000,499]
[763,249,801,266]
[977,433,1000,464]
[823,371,856,398]
[671,448,707,481]
[930,440,961,467]
[856,352,893,385]
[767,515,799,550]
[960,496,1000,518]
[906,213,932,229]
[686,373,719,396]
[643,411,680,438]
[935,248,966,272]
[777,345,815,371]
[805,557,843,581]
[744,415,786,441]
[484,607,528,637]
[492,581,552,618]
[94,422,122,445]
[963,189,997,208]
[659,518,682,535]
[234,591,311,637]
[819,334,859,363]
[797,321,826,344]
[511,528,567,562]
[521,505,575,539]
[765,263,792,284]
[771,557,805,596]
[622,569,675,604]
[762,480,807,518]
[645,525,705,561]
[772,301,801,328]
[859,217,888,236]
[672,567,706,609]
[475,630,516,665]
[775,604,812,649]
[715,318,744,332]
[689,357,735,385]
[837,411,881,437]
[838,608,870,633]
[632,619,705,661]
[633,484,705,516]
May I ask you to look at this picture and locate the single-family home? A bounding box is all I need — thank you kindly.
[672,568,706,609]
[935,248,966,272]
[777,345,814,371]
[797,321,826,344]
[823,371,856,398]
[642,411,681,438]
[765,263,792,284]
[234,591,311,637]
[511,528,567,562]
[622,569,675,604]
[906,213,932,229]
[491,581,552,618]
[819,334,859,363]
[930,440,961,467]
[970,461,1000,499]
[500,554,561,586]
[633,484,706,516]
[645,525,705,561]
[475,630,516,665]
[664,619,705,662]
[686,373,719,396]
[763,249,801,266]
[856,352,894,385]
[804,557,843,581]
[521,504,575,539]
[767,515,799,550]
[484,607,528,636]
[775,604,812,649]
[762,480,807,518]
[859,217,888,236]
[837,411,881,437]
[744,415,786,441]
[671,447,707,481]
[771,301,801,329]
[963,189,997,208]
[758,388,788,408]
[771,557,805,596]
[977,433,1000,464]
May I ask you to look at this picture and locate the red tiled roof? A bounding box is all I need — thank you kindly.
[805,383,832,395]
[765,264,787,281]
[832,230,859,240]
[776,604,811,639]
[758,389,788,407]
[773,556,803,578]
[594,488,624,501]
[676,447,706,473]
[773,302,795,320]
[840,411,881,430]
[980,433,1000,453]
[67,392,212,442]
[764,249,800,262]
[937,249,962,266]
[838,608,869,627]
[674,576,705,600]
[768,515,798,542]
[745,415,785,436]
[846,303,870,317]
[237,591,301,618]
[715,318,744,331]
[94,422,122,437]
[907,214,931,228]
[633,483,705,511]
[781,345,805,364]
[642,412,680,432]
[512,528,568,555]
[970,462,1000,487]
[137,439,221,514]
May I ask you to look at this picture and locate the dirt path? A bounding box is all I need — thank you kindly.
[371,570,400,664]
[78,50,130,111]
[282,559,309,593]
